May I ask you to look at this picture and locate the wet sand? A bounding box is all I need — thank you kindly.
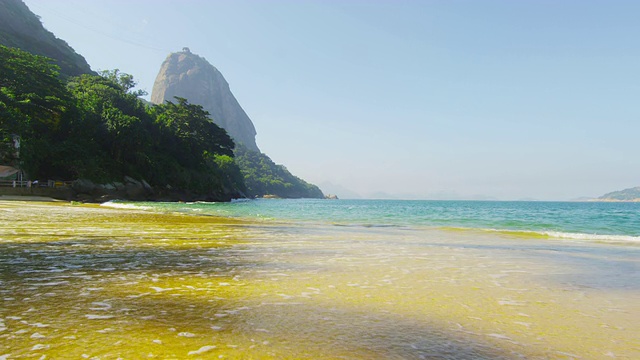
[0,196,62,202]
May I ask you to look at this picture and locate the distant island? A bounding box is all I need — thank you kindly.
[597,186,640,202]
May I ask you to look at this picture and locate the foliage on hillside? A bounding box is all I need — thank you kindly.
[0,45,244,199]
[235,145,324,199]
[0,0,93,76]
[599,186,640,201]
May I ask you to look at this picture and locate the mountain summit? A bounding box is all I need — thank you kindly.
[150,48,323,199]
[151,48,260,152]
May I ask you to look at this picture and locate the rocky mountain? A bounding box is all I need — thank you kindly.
[151,49,324,199]
[598,186,640,201]
[0,0,93,76]
[151,49,259,152]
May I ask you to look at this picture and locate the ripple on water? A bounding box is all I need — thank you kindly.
[84,315,114,320]
[188,345,216,355]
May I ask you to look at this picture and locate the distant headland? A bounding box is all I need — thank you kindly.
[595,186,640,202]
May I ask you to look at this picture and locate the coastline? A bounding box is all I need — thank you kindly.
[0,195,63,202]
[0,177,243,203]
[589,198,640,202]
[1,200,638,359]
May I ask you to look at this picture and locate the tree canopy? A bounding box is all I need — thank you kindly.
[1,44,322,200]
[0,45,244,199]
[235,145,324,199]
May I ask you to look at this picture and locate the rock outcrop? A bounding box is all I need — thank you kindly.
[0,0,93,76]
[151,48,260,152]
[64,176,239,203]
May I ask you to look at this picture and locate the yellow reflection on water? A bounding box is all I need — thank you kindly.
[1,201,638,359]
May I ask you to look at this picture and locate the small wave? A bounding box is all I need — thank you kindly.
[100,201,152,211]
[541,231,640,244]
[490,229,640,244]
[440,227,640,244]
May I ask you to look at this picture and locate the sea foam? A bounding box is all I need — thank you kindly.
[100,201,152,211]
[541,230,640,244]
[459,227,640,245]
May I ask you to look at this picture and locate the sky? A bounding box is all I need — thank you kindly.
[22,0,640,200]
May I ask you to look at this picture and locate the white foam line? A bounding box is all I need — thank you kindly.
[542,231,640,244]
[474,228,640,244]
[85,315,114,320]
[100,201,152,210]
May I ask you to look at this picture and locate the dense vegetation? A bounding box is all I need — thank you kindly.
[1,45,244,199]
[1,45,324,199]
[235,145,324,198]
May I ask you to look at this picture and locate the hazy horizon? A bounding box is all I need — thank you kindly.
[23,0,640,201]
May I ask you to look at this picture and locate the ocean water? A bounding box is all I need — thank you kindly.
[1,199,639,359]
[120,199,640,243]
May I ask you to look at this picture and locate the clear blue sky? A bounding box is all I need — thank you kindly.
[23,0,640,200]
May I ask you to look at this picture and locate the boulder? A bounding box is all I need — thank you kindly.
[125,182,146,200]
[72,178,95,194]
[124,176,142,186]
[141,179,153,192]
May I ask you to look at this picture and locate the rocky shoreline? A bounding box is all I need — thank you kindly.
[0,176,245,203]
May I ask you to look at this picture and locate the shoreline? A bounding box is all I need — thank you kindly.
[589,198,640,202]
[0,195,64,202]
[1,201,639,358]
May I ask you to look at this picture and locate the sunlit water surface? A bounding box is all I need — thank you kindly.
[1,201,639,359]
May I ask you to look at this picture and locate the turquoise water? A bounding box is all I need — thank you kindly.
[107,199,640,243]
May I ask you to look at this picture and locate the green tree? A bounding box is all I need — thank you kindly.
[66,73,153,180]
[98,69,148,97]
[0,45,72,178]
[235,145,324,198]
[153,97,234,158]
[150,97,239,193]
[1,48,245,199]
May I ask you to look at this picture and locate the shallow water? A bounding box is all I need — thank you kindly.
[1,201,639,359]
[130,199,640,240]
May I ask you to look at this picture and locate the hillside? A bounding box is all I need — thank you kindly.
[0,0,92,76]
[151,49,259,152]
[1,1,324,200]
[235,146,324,199]
[598,186,640,201]
[1,45,246,201]
[151,49,324,199]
